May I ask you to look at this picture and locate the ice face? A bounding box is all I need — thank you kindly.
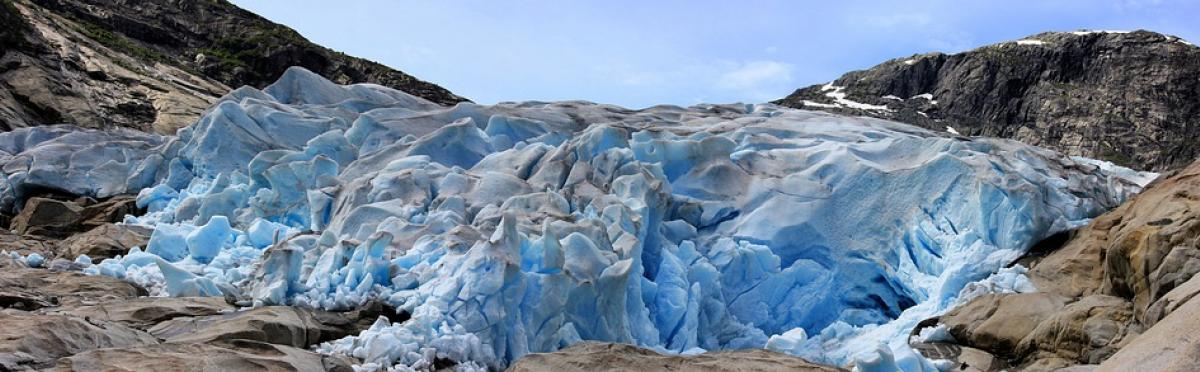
[0,125,169,213]
[0,67,1152,370]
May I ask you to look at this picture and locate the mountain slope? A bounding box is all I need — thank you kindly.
[0,0,466,133]
[774,30,1200,171]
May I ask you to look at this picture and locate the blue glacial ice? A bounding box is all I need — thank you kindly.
[0,67,1154,370]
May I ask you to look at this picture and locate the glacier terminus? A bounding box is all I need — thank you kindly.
[0,67,1152,371]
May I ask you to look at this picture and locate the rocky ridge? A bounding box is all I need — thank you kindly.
[775,30,1200,171]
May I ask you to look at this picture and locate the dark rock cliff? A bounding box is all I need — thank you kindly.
[775,30,1200,171]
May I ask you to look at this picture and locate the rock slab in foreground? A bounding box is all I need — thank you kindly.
[508,342,842,372]
[0,313,158,370]
[45,340,355,372]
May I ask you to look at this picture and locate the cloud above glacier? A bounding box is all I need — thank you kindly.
[716,61,794,97]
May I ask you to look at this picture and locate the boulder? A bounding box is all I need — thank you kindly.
[57,223,152,260]
[910,342,1007,372]
[76,196,141,230]
[0,267,144,311]
[508,342,841,372]
[51,297,235,330]
[147,306,355,348]
[8,196,143,240]
[940,293,1069,356]
[45,340,355,372]
[9,197,84,238]
[0,313,157,370]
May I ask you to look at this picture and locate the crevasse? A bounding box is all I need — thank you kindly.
[0,67,1151,370]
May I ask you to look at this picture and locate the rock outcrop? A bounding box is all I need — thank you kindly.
[0,0,466,133]
[775,30,1200,171]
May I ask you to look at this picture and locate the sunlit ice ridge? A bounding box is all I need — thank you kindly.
[0,67,1154,371]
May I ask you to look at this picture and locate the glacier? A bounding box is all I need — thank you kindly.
[0,67,1151,370]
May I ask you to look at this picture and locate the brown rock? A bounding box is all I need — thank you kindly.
[9,197,84,238]
[508,342,841,372]
[45,340,355,372]
[0,313,157,370]
[940,293,1069,356]
[57,223,151,260]
[76,196,141,230]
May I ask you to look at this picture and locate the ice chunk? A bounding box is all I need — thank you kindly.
[155,258,222,297]
[25,253,44,268]
[147,224,193,262]
[246,219,292,248]
[186,216,232,263]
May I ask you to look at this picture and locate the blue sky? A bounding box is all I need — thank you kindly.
[231,1,1199,108]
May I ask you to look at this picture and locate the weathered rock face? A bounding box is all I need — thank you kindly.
[508,342,842,372]
[50,296,234,330]
[920,159,1200,369]
[147,306,358,349]
[0,0,466,133]
[0,313,158,370]
[775,30,1200,171]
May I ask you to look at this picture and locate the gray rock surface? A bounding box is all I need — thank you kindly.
[0,267,144,310]
[507,342,842,372]
[775,30,1200,171]
[0,313,158,370]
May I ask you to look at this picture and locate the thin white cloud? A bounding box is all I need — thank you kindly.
[716,60,794,90]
